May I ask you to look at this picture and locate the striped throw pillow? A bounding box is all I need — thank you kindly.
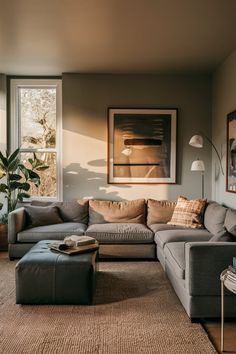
[167,196,207,229]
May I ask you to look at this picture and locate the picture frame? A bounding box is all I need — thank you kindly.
[108,108,177,184]
[226,110,236,193]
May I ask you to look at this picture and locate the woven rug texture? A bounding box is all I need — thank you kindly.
[0,255,217,354]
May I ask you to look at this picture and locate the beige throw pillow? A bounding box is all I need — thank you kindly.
[89,199,145,225]
[167,196,207,229]
[147,199,176,225]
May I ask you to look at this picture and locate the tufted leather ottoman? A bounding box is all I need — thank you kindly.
[15,240,98,304]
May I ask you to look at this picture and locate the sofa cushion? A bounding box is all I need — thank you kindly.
[168,196,207,229]
[149,223,186,233]
[155,228,211,249]
[147,199,176,225]
[224,209,236,236]
[24,205,63,228]
[17,222,87,243]
[209,229,233,242]
[85,223,154,243]
[53,199,89,224]
[164,242,186,279]
[204,201,227,235]
[89,199,145,225]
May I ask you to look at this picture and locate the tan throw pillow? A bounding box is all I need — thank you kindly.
[89,199,145,225]
[167,196,207,229]
[147,199,176,225]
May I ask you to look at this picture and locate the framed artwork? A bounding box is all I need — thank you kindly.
[108,108,177,184]
[226,110,236,193]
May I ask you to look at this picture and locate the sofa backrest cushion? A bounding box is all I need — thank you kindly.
[89,199,145,224]
[53,199,89,224]
[25,205,63,228]
[224,208,236,236]
[204,201,227,235]
[32,199,89,224]
[147,199,176,225]
[167,196,207,229]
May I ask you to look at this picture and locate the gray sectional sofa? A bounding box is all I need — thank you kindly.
[8,198,236,319]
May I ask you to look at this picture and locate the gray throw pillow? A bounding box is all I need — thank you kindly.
[204,201,227,235]
[25,205,63,228]
[224,209,236,236]
[209,229,233,242]
[53,199,89,224]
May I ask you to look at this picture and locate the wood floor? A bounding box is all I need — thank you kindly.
[203,320,236,353]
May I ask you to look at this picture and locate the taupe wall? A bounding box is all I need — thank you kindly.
[0,74,7,215]
[212,50,236,208]
[62,74,212,201]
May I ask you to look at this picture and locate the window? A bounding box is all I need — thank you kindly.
[10,79,62,201]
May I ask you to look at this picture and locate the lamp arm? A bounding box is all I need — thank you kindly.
[202,133,224,176]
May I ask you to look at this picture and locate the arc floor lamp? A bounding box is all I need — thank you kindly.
[189,134,224,198]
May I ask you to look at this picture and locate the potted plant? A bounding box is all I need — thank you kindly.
[0,148,48,250]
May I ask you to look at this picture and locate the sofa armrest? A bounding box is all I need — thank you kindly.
[185,242,236,296]
[8,208,26,244]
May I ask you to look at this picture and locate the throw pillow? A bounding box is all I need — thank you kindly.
[89,199,145,225]
[209,229,233,242]
[147,199,176,225]
[224,208,236,236]
[167,196,207,229]
[25,205,63,228]
[204,201,228,235]
[53,199,89,224]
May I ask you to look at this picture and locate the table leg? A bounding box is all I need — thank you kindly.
[221,279,224,352]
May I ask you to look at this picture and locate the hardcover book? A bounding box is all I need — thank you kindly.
[48,242,99,255]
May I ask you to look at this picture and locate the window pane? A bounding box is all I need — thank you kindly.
[21,152,57,197]
[20,88,56,149]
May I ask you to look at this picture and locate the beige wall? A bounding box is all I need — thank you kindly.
[62,73,212,201]
[0,74,7,214]
[212,50,236,208]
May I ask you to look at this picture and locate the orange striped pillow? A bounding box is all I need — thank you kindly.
[167,196,207,229]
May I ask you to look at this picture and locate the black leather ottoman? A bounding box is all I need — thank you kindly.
[15,240,98,305]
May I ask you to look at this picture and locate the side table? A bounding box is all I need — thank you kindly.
[220,269,236,352]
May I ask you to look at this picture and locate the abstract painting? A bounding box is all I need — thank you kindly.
[108,108,177,184]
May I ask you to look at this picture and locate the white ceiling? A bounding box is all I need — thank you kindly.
[1,0,236,75]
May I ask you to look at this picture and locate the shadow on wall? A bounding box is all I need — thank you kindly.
[63,162,130,200]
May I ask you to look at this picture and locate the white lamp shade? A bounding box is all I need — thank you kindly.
[191,159,205,171]
[189,135,203,148]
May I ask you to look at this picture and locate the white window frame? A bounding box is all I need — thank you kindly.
[10,78,63,202]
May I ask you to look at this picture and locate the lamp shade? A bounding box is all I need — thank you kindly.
[189,135,203,148]
[191,159,205,172]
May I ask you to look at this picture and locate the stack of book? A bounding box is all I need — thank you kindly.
[224,265,236,294]
[49,235,99,255]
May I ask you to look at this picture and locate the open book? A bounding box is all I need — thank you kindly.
[48,241,99,255]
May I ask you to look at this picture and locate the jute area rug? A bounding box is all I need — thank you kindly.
[0,254,216,354]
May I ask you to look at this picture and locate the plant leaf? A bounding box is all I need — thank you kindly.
[8,148,20,164]
[8,157,20,172]
[36,165,49,171]
[17,192,30,201]
[0,183,8,192]
[19,182,30,191]
[9,181,30,191]
[9,173,22,181]
[28,170,40,179]
[0,151,8,168]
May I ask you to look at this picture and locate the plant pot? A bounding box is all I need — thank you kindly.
[0,223,8,251]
